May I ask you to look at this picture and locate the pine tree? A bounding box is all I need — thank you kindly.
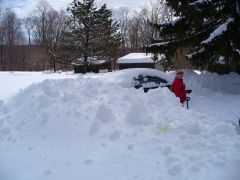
[57,31,77,69]
[62,0,121,74]
[147,0,240,73]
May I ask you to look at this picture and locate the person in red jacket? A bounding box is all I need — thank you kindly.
[171,70,187,104]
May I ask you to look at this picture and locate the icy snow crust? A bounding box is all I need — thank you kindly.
[0,69,240,180]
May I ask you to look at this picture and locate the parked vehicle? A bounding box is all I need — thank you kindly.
[133,74,170,93]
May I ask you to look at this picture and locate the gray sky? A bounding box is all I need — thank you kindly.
[0,0,148,17]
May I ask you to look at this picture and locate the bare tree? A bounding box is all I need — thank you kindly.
[115,0,173,52]
[32,0,52,46]
[116,7,130,50]
[1,9,24,70]
[45,10,68,72]
[0,9,6,69]
[23,17,34,47]
[127,12,141,49]
[2,9,23,45]
[32,0,68,72]
[138,7,152,47]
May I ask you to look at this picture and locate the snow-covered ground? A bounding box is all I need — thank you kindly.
[0,71,77,101]
[0,69,240,180]
[183,71,240,124]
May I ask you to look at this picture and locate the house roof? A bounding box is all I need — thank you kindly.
[117,53,155,64]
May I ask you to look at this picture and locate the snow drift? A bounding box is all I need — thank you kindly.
[0,69,240,180]
[183,71,240,95]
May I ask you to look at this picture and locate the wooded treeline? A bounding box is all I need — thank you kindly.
[1,0,238,73]
[0,0,173,72]
[0,0,70,71]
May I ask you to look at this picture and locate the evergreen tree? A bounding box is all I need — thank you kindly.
[147,0,240,73]
[57,30,77,69]
[62,0,121,74]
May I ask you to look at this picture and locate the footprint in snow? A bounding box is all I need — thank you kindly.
[109,130,121,141]
[0,127,11,140]
[168,163,182,176]
[189,165,200,172]
[165,156,180,165]
[84,158,98,165]
[162,145,173,156]
[43,170,53,176]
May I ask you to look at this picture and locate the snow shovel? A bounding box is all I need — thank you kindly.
[186,97,190,109]
[186,90,192,110]
[161,85,172,89]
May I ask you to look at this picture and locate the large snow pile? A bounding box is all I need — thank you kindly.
[0,69,240,180]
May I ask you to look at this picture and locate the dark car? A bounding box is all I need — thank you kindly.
[133,74,171,93]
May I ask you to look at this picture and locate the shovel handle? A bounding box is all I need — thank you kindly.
[186,97,190,109]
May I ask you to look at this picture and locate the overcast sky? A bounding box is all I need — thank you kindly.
[0,0,147,17]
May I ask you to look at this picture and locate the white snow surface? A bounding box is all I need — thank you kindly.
[0,71,77,101]
[117,53,154,64]
[236,49,240,55]
[237,0,240,15]
[191,0,212,5]
[0,69,240,180]
[149,41,171,47]
[201,17,233,44]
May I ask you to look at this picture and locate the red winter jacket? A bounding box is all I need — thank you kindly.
[171,78,187,104]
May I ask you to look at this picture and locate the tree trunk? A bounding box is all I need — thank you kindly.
[0,45,3,71]
[83,26,90,74]
[28,31,31,48]
[83,55,88,74]
[53,56,56,72]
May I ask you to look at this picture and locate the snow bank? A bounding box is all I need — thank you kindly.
[0,69,239,180]
[183,71,240,95]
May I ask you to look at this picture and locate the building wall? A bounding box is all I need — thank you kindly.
[118,63,155,70]
[73,62,112,73]
[91,63,112,73]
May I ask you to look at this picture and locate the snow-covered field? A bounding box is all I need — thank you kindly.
[0,71,78,101]
[0,69,240,180]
